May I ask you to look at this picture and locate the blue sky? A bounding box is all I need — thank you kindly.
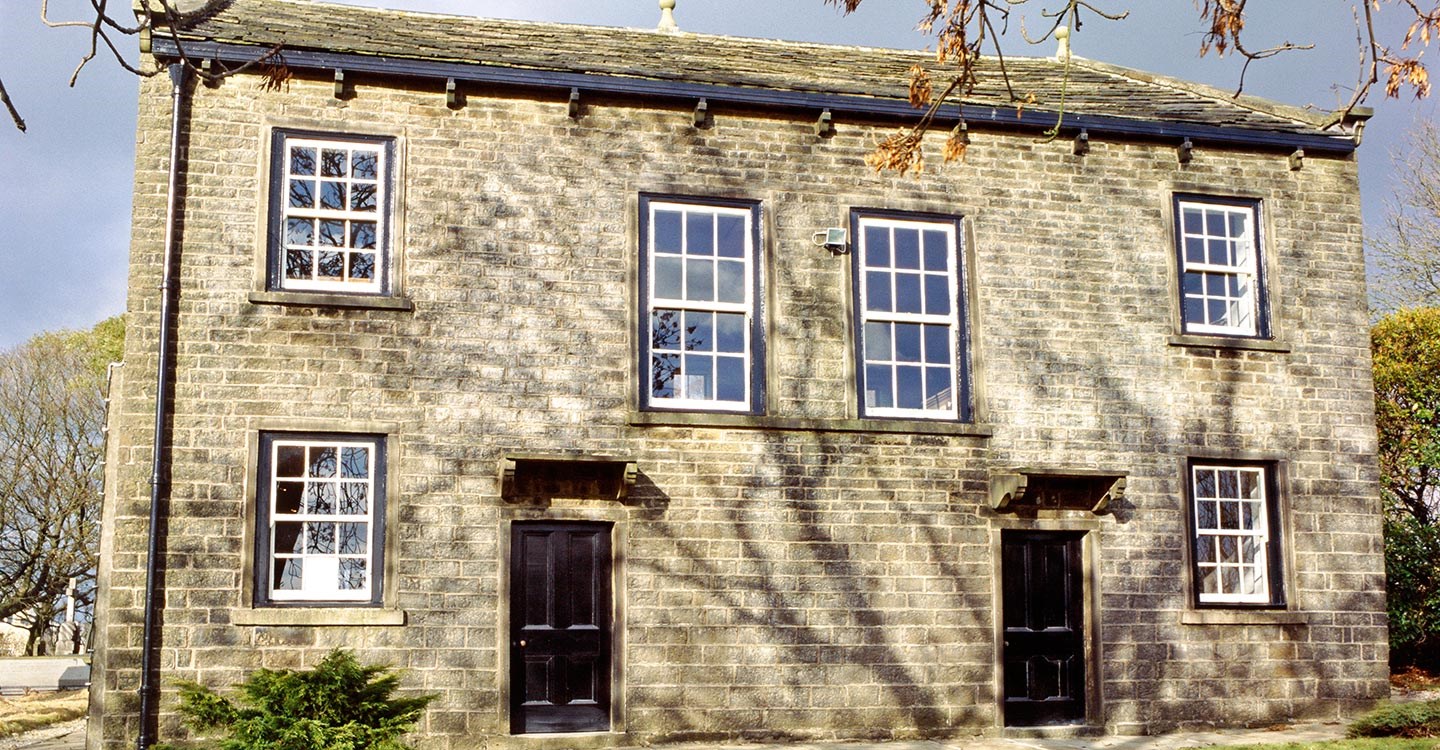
[0,0,1433,350]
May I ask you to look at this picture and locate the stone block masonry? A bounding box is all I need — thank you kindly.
[90,41,1386,750]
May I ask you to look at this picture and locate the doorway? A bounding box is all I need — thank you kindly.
[1001,530,1087,726]
[509,522,613,734]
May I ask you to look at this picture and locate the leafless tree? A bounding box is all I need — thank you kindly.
[0,320,120,654]
[1371,119,1440,311]
[3,0,282,133]
[827,0,1440,174]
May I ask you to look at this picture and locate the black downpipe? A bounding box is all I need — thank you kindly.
[137,62,188,750]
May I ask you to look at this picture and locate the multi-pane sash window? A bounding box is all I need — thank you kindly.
[854,215,964,420]
[271,133,391,294]
[641,197,763,413]
[1190,464,1281,605]
[257,434,385,604]
[1176,198,1264,336]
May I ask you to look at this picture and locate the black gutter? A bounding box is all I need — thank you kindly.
[137,62,187,750]
[154,38,1360,155]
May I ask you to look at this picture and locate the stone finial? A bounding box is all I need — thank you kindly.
[658,0,679,33]
[1055,24,1071,59]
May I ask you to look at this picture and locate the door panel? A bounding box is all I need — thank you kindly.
[510,523,612,734]
[1002,531,1086,726]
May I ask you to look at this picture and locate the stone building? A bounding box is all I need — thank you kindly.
[90,0,1389,748]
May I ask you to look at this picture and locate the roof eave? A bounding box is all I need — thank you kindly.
[154,38,1360,155]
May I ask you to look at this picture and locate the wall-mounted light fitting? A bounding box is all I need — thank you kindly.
[1289,148,1304,171]
[812,228,848,255]
[1178,138,1194,164]
[815,109,835,137]
[1073,129,1090,156]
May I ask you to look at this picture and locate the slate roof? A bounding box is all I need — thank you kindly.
[155,0,1362,148]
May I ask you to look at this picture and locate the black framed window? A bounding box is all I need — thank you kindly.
[1186,460,1285,607]
[268,131,395,294]
[255,432,386,606]
[1174,195,1268,338]
[851,210,970,421]
[638,194,765,414]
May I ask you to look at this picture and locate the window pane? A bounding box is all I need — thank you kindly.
[652,310,682,351]
[925,368,952,411]
[717,356,745,402]
[1184,297,1205,326]
[864,322,891,361]
[717,215,745,258]
[716,260,745,303]
[686,259,714,302]
[895,323,922,362]
[349,253,375,282]
[654,257,682,299]
[1219,536,1237,563]
[275,481,304,515]
[1219,501,1239,529]
[686,212,714,255]
[306,522,336,554]
[290,146,316,176]
[866,271,892,312]
[351,222,377,250]
[277,445,306,477]
[1206,209,1226,236]
[1197,565,1216,595]
[716,313,745,353]
[1207,299,1229,326]
[1196,537,1215,563]
[894,228,920,269]
[1181,207,1202,233]
[286,219,314,247]
[339,483,369,516]
[274,558,303,590]
[924,274,950,315]
[318,251,344,279]
[319,221,345,247]
[352,150,378,180]
[895,273,922,314]
[864,226,889,267]
[651,353,678,398]
[289,179,315,209]
[338,522,368,554]
[320,181,346,211]
[1185,237,1205,264]
[340,447,369,478]
[1240,470,1260,498]
[1207,238,1228,266]
[351,183,377,212]
[923,325,950,365]
[274,522,304,554]
[654,210,683,253]
[321,148,347,177]
[1221,567,1239,594]
[308,446,336,477]
[896,366,923,409]
[306,483,336,515]
[684,354,713,399]
[865,365,893,408]
[1196,499,1216,529]
[685,311,714,352]
[1195,469,1216,498]
[338,559,367,590]
[923,230,948,271]
[285,249,312,279]
[1218,470,1238,497]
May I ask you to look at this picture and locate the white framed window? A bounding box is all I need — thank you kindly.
[1176,197,1265,337]
[256,433,385,605]
[1189,463,1283,606]
[269,132,392,294]
[640,196,764,413]
[853,213,965,420]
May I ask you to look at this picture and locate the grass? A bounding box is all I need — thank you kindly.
[1203,737,1440,742]
[0,690,88,739]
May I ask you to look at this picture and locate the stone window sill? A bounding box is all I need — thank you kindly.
[1168,334,1290,353]
[630,411,993,437]
[249,290,415,311]
[1180,609,1308,626]
[231,607,407,627]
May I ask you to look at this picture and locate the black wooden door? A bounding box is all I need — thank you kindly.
[1001,531,1086,726]
[510,522,612,734]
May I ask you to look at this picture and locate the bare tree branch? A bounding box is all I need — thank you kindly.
[0,77,25,132]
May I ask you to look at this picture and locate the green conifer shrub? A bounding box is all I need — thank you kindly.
[155,649,435,750]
